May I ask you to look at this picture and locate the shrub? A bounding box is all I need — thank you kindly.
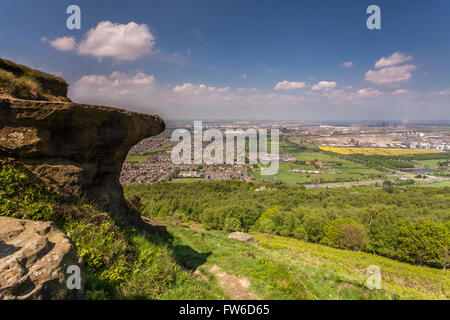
[321,218,370,251]
[251,206,279,233]
[199,207,224,230]
[223,216,242,232]
[337,223,370,251]
[301,211,326,243]
[396,219,450,268]
[0,69,16,95]
[362,208,399,257]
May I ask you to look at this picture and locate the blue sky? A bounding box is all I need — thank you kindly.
[0,0,449,120]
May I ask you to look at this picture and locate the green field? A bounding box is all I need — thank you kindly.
[125,153,151,163]
[125,141,172,163]
[253,162,367,184]
[417,159,443,168]
[254,141,384,184]
[168,178,202,183]
[416,181,450,187]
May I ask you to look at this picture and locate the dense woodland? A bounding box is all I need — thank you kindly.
[126,181,450,269]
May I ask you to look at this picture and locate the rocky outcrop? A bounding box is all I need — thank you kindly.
[228,232,257,242]
[0,97,165,224]
[0,60,165,224]
[0,216,83,300]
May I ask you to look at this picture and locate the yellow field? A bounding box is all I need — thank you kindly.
[319,146,443,156]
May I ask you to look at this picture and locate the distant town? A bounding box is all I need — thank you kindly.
[120,121,450,187]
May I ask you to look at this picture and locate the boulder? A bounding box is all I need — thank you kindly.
[228,232,257,242]
[0,216,83,300]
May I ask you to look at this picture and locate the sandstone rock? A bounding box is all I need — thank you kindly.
[0,60,165,224]
[0,97,165,224]
[0,216,83,300]
[228,232,257,242]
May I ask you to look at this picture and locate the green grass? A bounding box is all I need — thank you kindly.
[415,181,450,187]
[158,221,449,300]
[0,57,69,101]
[417,159,442,168]
[125,153,151,163]
[124,144,171,163]
[168,178,202,183]
[253,233,449,300]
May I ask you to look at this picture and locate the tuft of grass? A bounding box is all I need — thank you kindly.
[0,57,70,101]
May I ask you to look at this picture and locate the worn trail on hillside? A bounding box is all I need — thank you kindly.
[206,264,256,300]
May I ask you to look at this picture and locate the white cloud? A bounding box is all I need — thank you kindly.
[358,88,383,98]
[240,74,247,79]
[436,88,450,96]
[341,61,354,68]
[365,64,416,85]
[172,83,230,94]
[77,21,155,61]
[49,36,76,51]
[237,87,257,93]
[273,80,306,91]
[69,71,448,121]
[172,83,197,92]
[217,87,230,93]
[392,89,408,95]
[76,72,155,87]
[71,72,310,119]
[311,81,337,91]
[374,52,413,69]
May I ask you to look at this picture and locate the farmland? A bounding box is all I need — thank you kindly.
[253,138,385,184]
[319,146,443,156]
[252,162,377,184]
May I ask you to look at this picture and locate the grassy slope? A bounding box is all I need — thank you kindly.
[2,166,448,300]
[0,166,225,300]
[163,222,449,300]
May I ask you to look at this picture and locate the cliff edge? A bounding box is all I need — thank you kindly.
[0,58,165,224]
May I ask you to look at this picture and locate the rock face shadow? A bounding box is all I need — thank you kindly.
[171,245,211,271]
[135,217,210,271]
[0,241,20,259]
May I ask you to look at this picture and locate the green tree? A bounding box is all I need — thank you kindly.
[396,219,450,268]
[223,216,242,232]
[321,218,370,251]
[301,211,326,243]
